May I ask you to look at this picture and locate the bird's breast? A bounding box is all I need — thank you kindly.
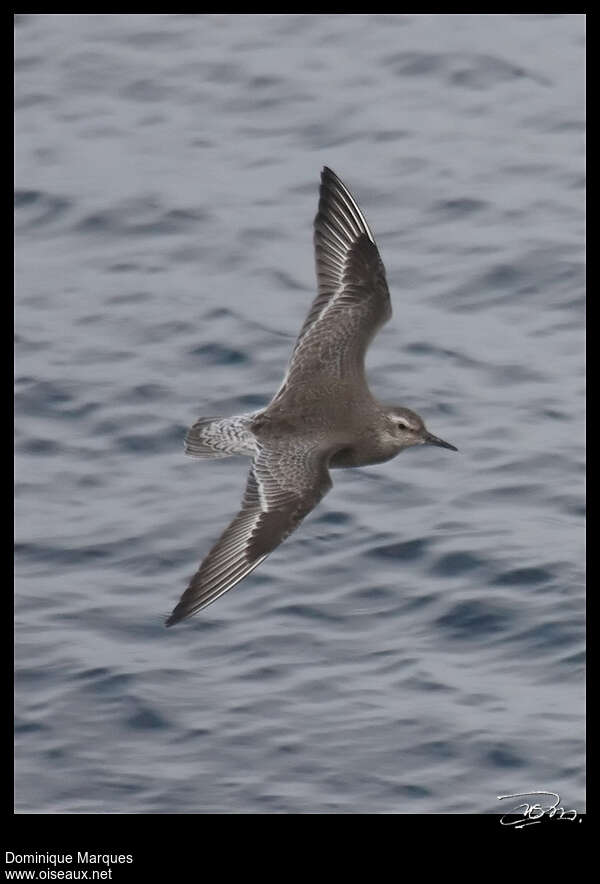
[329,436,401,469]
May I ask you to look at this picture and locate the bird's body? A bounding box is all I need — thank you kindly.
[166,167,456,626]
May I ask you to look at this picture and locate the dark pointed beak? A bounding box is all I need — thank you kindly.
[424,432,458,452]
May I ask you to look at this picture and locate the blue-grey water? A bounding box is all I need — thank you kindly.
[14,14,585,814]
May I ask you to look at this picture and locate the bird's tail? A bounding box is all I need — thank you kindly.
[184,414,258,459]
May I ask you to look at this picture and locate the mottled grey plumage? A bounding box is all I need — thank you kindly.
[184,413,258,459]
[166,167,456,626]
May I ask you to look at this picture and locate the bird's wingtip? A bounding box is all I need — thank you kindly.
[164,610,181,627]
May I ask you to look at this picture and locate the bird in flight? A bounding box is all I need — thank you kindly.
[166,167,456,626]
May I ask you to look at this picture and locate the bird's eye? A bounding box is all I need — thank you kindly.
[396,421,410,430]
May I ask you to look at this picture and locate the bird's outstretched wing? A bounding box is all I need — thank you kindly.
[166,443,332,625]
[274,166,392,402]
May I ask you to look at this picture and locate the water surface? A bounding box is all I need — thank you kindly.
[15,13,585,814]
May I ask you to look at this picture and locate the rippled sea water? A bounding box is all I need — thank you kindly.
[14,14,585,814]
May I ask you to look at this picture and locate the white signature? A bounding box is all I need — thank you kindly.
[497,791,580,828]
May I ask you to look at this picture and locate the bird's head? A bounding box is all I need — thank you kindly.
[384,405,457,453]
